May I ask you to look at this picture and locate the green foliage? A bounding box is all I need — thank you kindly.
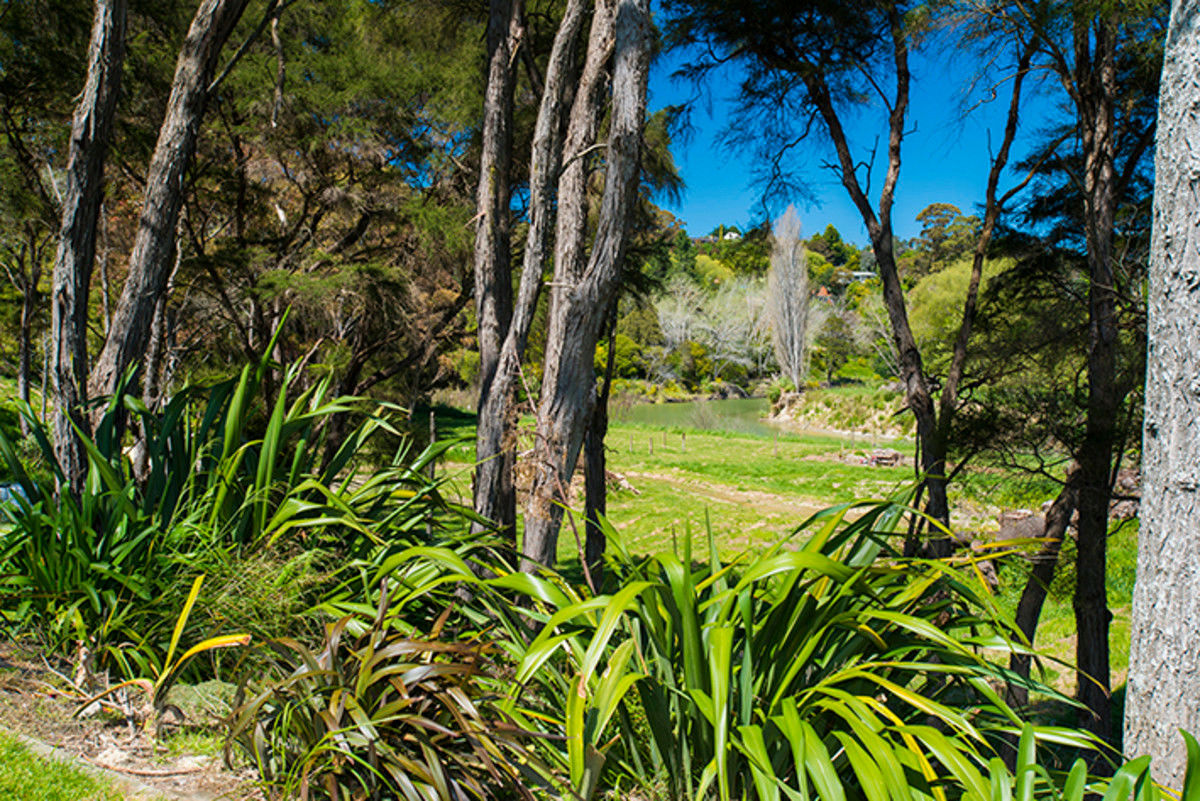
[812,312,856,383]
[230,587,554,801]
[908,257,1009,370]
[319,499,1095,801]
[596,333,645,379]
[807,224,859,271]
[79,574,251,735]
[695,253,734,288]
[908,203,980,281]
[617,303,665,348]
[0,359,453,678]
[666,341,715,390]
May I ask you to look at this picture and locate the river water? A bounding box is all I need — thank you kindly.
[610,397,779,437]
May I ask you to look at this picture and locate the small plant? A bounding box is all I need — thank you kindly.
[78,574,250,736]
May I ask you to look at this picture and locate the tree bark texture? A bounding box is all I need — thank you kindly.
[1072,13,1120,747]
[88,0,251,404]
[1125,0,1200,785]
[520,0,649,572]
[472,0,588,544]
[1008,465,1081,709]
[470,0,523,541]
[50,0,127,494]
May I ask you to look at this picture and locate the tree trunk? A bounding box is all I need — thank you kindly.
[50,0,127,495]
[1009,465,1081,709]
[1072,13,1120,749]
[470,0,523,542]
[13,238,43,438]
[472,0,588,545]
[520,0,649,572]
[800,12,950,552]
[88,0,251,404]
[585,308,618,585]
[1125,0,1200,785]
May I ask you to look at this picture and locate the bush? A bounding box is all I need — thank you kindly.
[332,499,1098,801]
[230,586,555,801]
[0,361,454,683]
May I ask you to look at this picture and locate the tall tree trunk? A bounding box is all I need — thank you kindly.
[88,0,251,405]
[1009,465,1081,709]
[50,0,127,495]
[472,0,588,544]
[585,308,618,585]
[520,0,649,571]
[1072,13,1119,749]
[470,0,523,542]
[800,11,950,553]
[1125,0,1200,785]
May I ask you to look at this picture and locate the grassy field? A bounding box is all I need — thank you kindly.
[430,401,1135,703]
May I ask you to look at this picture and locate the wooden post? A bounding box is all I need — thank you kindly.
[681,432,686,453]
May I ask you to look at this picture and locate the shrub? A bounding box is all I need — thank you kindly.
[347,500,1094,801]
[0,360,454,683]
[229,584,555,801]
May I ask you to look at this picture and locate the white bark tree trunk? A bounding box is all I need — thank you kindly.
[1125,0,1200,786]
[520,0,649,571]
[767,205,808,391]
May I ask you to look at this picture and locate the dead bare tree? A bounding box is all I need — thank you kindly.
[767,205,809,391]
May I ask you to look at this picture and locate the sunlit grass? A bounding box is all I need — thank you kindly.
[0,730,123,801]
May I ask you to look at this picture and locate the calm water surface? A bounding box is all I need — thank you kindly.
[611,397,778,437]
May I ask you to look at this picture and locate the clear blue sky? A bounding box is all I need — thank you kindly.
[647,42,1061,247]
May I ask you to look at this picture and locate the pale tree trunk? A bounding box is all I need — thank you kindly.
[472,0,588,546]
[470,0,523,542]
[88,0,251,405]
[50,0,127,495]
[520,0,649,571]
[1125,0,1200,785]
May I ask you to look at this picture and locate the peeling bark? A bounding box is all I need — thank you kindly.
[520,0,649,571]
[50,0,127,494]
[89,0,251,406]
[472,0,587,543]
[470,0,523,541]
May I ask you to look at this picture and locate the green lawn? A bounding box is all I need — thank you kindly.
[0,730,124,801]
